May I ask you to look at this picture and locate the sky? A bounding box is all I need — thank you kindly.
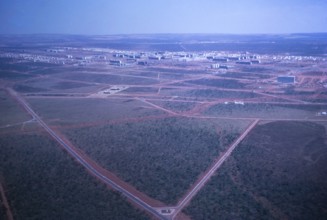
[0,0,326,35]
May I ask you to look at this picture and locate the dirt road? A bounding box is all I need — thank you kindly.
[171,119,260,219]
[0,179,14,220]
[7,88,168,220]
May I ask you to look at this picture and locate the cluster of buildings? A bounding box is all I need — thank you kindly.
[2,47,321,88]
[208,54,261,70]
[0,51,67,64]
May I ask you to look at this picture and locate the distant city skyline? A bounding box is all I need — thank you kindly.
[0,0,326,35]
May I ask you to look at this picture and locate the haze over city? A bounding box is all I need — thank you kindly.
[1,0,327,35]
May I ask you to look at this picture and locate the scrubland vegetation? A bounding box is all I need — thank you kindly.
[185,121,327,220]
[0,132,150,220]
[65,117,243,204]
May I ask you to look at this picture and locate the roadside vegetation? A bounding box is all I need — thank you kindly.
[0,132,150,220]
[185,121,327,219]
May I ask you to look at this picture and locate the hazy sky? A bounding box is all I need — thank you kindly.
[0,0,326,34]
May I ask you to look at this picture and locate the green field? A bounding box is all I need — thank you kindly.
[0,132,150,220]
[64,117,250,204]
[185,121,327,220]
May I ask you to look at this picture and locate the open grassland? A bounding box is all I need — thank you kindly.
[185,121,327,220]
[0,132,150,220]
[204,103,327,119]
[0,90,31,126]
[27,97,166,126]
[64,117,250,204]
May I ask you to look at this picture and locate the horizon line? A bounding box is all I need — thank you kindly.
[1,32,327,37]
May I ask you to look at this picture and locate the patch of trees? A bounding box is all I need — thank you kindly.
[184,165,273,220]
[66,117,238,204]
[185,121,327,220]
[230,121,327,220]
[0,133,150,220]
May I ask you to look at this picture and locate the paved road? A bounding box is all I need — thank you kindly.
[171,119,260,219]
[7,88,167,220]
